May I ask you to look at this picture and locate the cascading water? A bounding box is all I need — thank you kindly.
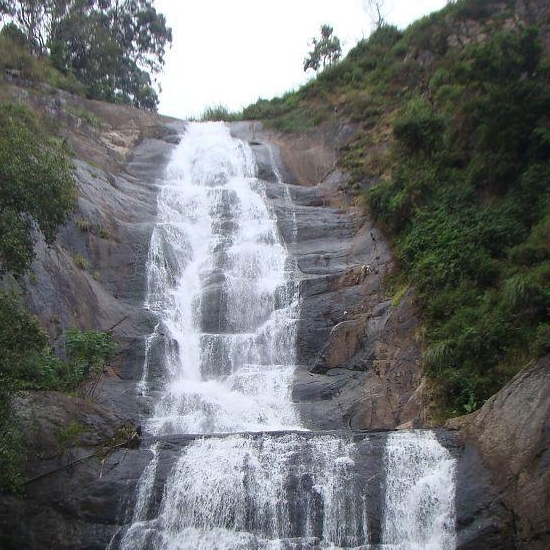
[382,431,456,550]
[112,123,457,550]
[142,122,299,435]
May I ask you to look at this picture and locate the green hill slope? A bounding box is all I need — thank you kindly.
[244,0,550,418]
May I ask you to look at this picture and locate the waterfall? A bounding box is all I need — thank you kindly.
[382,431,456,550]
[141,122,299,435]
[113,122,457,550]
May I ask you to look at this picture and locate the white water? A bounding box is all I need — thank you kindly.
[121,434,367,550]
[142,122,300,435]
[114,123,457,550]
[381,431,456,550]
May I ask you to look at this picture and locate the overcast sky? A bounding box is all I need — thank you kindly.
[154,0,448,120]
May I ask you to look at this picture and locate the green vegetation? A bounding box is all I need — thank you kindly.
[0,290,116,400]
[0,103,77,277]
[65,328,117,398]
[0,100,115,493]
[367,26,550,416]
[66,107,101,127]
[200,104,241,122]
[57,420,87,449]
[303,24,342,73]
[243,0,550,418]
[0,1,171,109]
[0,24,86,95]
[0,290,117,492]
[74,253,89,270]
[76,218,91,232]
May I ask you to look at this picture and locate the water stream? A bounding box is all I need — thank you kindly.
[112,123,456,550]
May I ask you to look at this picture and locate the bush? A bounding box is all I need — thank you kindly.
[361,26,550,416]
[0,288,117,491]
[65,328,117,398]
[0,104,77,277]
[200,104,241,122]
[0,29,86,95]
[393,98,444,154]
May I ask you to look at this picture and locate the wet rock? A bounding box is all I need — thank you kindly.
[457,357,550,550]
[233,121,426,431]
[0,392,149,550]
[22,121,176,419]
[311,318,368,374]
[200,281,229,333]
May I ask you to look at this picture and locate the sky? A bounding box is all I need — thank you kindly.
[154,0,448,120]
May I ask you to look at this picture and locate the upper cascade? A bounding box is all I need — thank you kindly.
[141,122,301,435]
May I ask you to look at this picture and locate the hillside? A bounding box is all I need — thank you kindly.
[0,71,177,493]
[242,0,550,418]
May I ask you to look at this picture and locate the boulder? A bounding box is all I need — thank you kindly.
[457,357,550,550]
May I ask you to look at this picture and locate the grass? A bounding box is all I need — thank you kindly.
[76,218,91,232]
[199,104,241,122]
[0,32,86,97]
[57,420,87,450]
[66,106,101,127]
[74,254,89,270]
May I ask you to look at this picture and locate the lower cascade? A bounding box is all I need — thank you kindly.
[110,123,457,550]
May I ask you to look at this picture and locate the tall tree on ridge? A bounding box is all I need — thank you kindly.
[303,24,342,72]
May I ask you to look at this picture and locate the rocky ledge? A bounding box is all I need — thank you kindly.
[231,121,427,431]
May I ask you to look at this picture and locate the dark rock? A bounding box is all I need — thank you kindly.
[22,122,175,419]
[0,392,149,550]
[457,357,550,550]
[454,443,515,550]
[232,121,425,431]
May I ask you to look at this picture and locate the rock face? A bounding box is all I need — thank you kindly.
[1,104,548,550]
[454,357,550,550]
[0,391,149,550]
[231,121,426,431]
[9,83,180,419]
[0,83,179,549]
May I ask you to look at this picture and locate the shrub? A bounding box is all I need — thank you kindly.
[0,104,77,277]
[65,328,116,398]
[360,25,550,416]
[200,104,240,122]
[74,254,89,270]
[0,288,118,491]
[393,98,444,155]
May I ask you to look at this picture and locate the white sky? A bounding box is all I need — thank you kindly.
[155,0,448,120]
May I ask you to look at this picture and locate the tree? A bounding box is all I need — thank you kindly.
[51,0,171,109]
[0,0,14,19]
[303,24,341,72]
[363,0,387,30]
[4,0,172,109]
[3,0,63,53]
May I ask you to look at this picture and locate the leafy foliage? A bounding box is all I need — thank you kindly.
[200,104,241,122]
[0,25,86,94]
[0,103,77,277]
[0,289,117,492]
[365,26,550,415]
[1,0,171,109]
[65,328,117,398]
[304,24,342,72]
[0,290,116,396]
